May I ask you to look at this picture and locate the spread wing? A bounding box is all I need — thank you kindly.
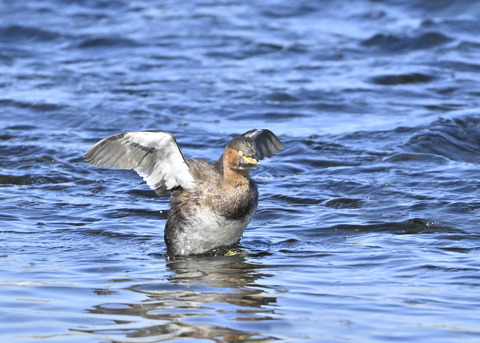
[241,129,284,160]
[84,131,195,195]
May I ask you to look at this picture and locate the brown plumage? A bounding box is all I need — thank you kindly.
[84,129,283,256]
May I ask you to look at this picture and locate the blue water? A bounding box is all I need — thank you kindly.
[2,1,480,342]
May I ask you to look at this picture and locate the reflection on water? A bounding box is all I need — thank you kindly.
[76,252,279,342]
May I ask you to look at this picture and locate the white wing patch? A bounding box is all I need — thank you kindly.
[84,131,195,195]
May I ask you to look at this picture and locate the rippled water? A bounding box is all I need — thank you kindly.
[2,1,480,342]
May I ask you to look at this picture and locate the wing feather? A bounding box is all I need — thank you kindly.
[84,131,195,195]
[241,129,284,160]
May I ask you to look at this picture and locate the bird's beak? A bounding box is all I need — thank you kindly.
[243,156,259,165]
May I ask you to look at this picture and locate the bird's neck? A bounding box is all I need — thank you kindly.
[223,157,250,188]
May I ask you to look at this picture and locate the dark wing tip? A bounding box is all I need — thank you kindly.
[241,129,284,160]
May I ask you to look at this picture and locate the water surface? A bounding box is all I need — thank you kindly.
[1,1,480,342]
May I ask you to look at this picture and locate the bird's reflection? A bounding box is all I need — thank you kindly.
[80,250,279,342]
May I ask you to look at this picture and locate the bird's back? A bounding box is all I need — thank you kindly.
[187,158,223,184]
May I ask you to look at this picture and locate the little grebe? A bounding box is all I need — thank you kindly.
[84,129,283,256]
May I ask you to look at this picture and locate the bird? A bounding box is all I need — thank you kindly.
[84,129,283,256]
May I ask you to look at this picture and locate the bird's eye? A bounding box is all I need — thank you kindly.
[238,150,243,156]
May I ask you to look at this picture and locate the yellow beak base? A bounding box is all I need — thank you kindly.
[243,156,259,165]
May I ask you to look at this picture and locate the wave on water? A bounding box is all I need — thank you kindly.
[0,24,61,42]
[405,115,480,163]
[361,31,452,52]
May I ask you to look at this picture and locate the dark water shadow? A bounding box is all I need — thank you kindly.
[75,252,279,342]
